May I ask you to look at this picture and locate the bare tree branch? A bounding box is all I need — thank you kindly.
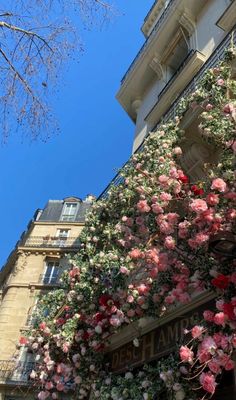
[0,0,115,141]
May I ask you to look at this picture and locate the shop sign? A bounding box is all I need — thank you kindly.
[108,301,213,373]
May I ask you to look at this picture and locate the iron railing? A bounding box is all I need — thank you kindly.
[0,360,36,384]
[151,26,236,128]
[21,236,80,248]
[121,0,176,84]
[38,273,61,285]
[157,49,195,101]
[98,27,236,200]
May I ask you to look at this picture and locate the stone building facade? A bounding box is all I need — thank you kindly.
[0,196,92,399]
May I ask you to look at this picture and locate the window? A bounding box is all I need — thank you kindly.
[55,229,70,246]
[163,28,190,81]
[42,260,60,284]
[60,202,78,221]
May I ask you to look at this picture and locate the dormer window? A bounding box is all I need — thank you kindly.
[60,202,78,221]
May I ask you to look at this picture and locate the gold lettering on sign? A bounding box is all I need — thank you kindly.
[167,322,179,343]
[108,300,215,372]
[142,331,154,362]
[112,351,119,370]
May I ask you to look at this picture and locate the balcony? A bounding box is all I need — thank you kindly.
[99,26,236,200]
[0,360,35,384]
[21,236,80,249]
[121,0,175,84]
[145,49,206,125]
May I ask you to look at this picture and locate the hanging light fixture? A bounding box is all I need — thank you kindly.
[208,232,236,259]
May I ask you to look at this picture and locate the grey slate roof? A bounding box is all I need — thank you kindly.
[39,200,91,222]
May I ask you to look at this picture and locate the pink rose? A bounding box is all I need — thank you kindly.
[211,178,227,192]
[203,310,214,322]
[205,103,213,111]
[199,372,216,394]
[164,236,176,249]
[190,199,208,213]
[179,345,194,363]
[120,266,129,275]
[217,78,224,86]
[206,193,219,205]
[137,200,151,213]
[191,325,204,338]
[213,312,226,326]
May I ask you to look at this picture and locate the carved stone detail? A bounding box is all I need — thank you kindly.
[180,141,210,181]
[179,12,196,35]
[149,56,164,80]
[131,99,142,114]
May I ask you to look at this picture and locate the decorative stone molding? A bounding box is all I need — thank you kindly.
[131,98,142,115]
[179,11,195,35]
[180,141,211,181]
[149,56,164,79]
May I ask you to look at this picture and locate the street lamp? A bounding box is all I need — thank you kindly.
[208,232,236,259]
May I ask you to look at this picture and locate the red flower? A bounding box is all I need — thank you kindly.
[211,274,230,290]
[99,294,113,307]
[191,185,204,196]
[82,331,90,341]
[223,303,236,320]
[179,174,189,183]
[94,312,106,323]
[19,336,28,345]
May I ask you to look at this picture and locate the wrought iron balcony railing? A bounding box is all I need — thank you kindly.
[0,360,35,384]
[121,0,176,84]
[98,27,236,200]
[21,236,80,249]
[38,273,61,285]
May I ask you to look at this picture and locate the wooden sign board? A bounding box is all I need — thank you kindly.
[108,300,214,373]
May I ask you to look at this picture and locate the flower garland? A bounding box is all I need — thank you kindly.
[21,49,236,400]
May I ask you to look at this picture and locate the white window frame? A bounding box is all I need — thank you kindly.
[60,202,78,222]
[42,260,60,284]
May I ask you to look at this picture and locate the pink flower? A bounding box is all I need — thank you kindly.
[137,284,150,295]
[45,382,54,390]
[56,383,65,391]
[137,200,151,213]
[129,248,142,259]
[205,103,213,111]
[190,199,208,213]
[38,392,50,400]
[203,310,214,322]
[225,359,235,370]
[127,295,134,303]
[209,360,221,374]
[158,175,169,184]
[151,204,163,214]
[109,315,122,327]
[217,78,224,86]
[199,372,217,394]
[191,325,204,338]
[120,266,129,275]
[173,147,182,156]
[211,178,227,192]
[164,236,176,249]
[160,192,172,202]
[179,345,194,363]
[223,103,234,114]
[213,312,226,326]
[206,193,219,205]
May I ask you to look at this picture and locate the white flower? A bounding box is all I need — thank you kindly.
[95,325,102,334]
[143,394,149,400]
[105,377,111,385]
[133,338,139,347]
[125,372,133,380]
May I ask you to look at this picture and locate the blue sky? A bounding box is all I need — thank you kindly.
[0,1,154,267]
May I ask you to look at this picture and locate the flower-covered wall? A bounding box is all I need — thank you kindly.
[22,48,236,400]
